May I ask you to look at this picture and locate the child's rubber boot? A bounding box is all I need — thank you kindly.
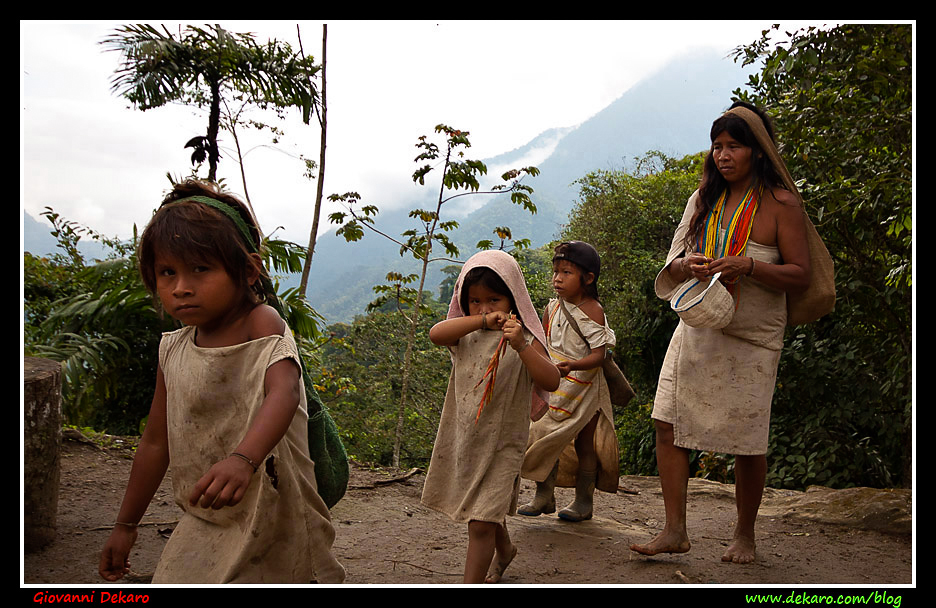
[557,468,596,522]
[517,462,557,516]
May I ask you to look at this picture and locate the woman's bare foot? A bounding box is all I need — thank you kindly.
[485,545,518,583]
[629,529,691,556]
[722,535,756,564]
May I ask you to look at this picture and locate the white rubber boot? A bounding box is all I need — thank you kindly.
[557,468,596,522]
[518,462,558,516]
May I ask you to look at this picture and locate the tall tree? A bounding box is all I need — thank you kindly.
[298,24,328,297]
[329,125,539,466]
[102,24,319,181]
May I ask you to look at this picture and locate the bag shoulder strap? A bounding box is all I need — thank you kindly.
[557,298,592,353]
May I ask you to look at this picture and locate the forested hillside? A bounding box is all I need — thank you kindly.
[300,50,752,322]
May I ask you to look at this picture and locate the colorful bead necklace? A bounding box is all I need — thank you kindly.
[697,183,761,292]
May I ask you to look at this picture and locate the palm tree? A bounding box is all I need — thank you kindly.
[101,24,319,181]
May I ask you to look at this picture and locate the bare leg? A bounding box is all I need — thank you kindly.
[722,454,766,564]
[630,420,691,555]
[574,412,600,472]
[466,521,517,583]
[485,522,517,583]
[465,521,496,583]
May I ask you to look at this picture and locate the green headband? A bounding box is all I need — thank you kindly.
[168,195,259,253]
[165,195,277,302]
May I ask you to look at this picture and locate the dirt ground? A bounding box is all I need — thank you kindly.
[22,434,914,588]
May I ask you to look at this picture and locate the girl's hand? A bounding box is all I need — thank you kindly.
[188,454,256,510]
[502,316,526,352]
[99,525,137,581]
[556,361,573,377]
[484,311,510,331]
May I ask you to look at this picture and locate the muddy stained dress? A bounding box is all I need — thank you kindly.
[520,299,620,492]
[421,328,536,524]
[653,191,787,455]
[152,325,345,584]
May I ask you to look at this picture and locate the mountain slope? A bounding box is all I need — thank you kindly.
[304,49,752,322]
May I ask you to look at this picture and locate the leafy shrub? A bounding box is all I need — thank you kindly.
[319,309,451,467]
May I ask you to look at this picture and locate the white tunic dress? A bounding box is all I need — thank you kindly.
[152,325,345,584]
[520,299,620,493]
[421,328,535,523]
[653,192,787,455]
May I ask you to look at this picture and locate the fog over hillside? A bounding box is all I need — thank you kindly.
[23,48,753,324]
[301,49,753,323]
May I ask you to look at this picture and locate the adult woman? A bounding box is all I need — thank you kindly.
[630,101,810,564]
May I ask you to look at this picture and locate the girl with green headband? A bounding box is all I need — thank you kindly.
[99,180,345,584]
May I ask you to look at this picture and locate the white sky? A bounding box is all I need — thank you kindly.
[21,20,833,246]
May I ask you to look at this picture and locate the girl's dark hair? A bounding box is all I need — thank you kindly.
[138,180,269,310]
[687,101,788,251]
[459,267,516,316]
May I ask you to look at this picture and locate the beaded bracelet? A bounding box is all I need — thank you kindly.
[230,452,259,472]
[114,521,139,528]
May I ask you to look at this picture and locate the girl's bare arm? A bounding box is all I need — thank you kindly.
[504,318,560,391]
[429,312,511,346]
[99,365,171,581]
[556,298,606,375]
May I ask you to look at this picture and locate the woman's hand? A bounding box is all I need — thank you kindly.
[671,252,713,282]
[556,361,572,377]
[706,255,753,282]
[188,454,256,510]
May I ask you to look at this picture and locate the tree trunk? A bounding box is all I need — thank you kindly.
[299,24,327,297]
[207,79,222,182]
[391,148,449,467]
[227,115,261,236]
[24,357,62,552]
[392,255,429,467]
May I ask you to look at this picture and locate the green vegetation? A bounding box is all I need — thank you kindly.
[25,211,167,433]
[316,307,451,466]
[24,23,911,491]
[734,24,912,489]
[328,124,540,466]
[559,151,704,476]
[101,24,319,182]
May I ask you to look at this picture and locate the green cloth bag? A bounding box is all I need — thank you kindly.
[302,371,349,509]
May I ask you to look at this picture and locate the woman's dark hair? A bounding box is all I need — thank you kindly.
[138,180,269,311]
[459,266,516,316]
[686,101,787,251]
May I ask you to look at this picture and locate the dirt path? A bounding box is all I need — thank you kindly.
[23,435,913,587]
